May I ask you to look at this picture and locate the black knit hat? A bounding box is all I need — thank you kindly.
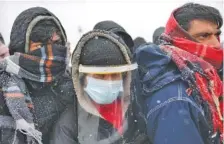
[133,37,146,51]
[0,33,5,44]
[9,7,67,54]
[153,26,165,45]
[93,20,134,53]
[80,36,126,66]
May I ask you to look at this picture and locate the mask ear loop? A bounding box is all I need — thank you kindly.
[25,16,67,53]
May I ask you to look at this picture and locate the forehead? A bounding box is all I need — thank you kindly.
[90,73,122,76]
[188,19,220,35]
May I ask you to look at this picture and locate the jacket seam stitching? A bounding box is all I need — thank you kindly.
[146,97,204,119]
[178,83,182,99]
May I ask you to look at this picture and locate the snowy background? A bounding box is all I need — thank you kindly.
[0,0,223,51]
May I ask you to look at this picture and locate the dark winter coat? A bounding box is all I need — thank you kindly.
[135,43,221,144]
[50,30,149,144]
[0,70,74,144]
[0,7,75,144]
[49,96,149,144]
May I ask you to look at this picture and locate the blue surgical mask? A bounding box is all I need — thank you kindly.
[84,76,123,104]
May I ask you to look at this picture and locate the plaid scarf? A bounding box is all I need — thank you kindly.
[0,42,68,144]
[160,11,223,139]
[4,42,69,82]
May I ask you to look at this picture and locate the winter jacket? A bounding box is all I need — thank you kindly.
[50,30,149,144]
[0,6,74,144]
[135,43,221,144]
[50,69,149,144]
[50,97,149,144]
[0,70,74,144]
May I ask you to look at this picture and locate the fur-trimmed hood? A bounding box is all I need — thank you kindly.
[9,7,67,54]
[71,30,133,118]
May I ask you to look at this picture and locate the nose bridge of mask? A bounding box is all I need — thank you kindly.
[85,76,123,104]
[86,76,123,94]
[88,76,121,86]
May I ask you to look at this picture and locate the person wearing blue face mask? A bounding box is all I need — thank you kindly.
[50,30,149,144]
[84,73,123,104]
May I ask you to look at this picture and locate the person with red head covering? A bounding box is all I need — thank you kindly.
[135,3,223,144]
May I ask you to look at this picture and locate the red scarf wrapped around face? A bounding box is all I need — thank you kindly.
[164,13,223,69]
[160,10,223,138]
[94,100,124,135]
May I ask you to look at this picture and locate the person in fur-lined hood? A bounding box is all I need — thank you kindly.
[50,30,149,144]
[0,7,74,144]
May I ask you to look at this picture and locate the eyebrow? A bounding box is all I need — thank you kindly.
[193,32,212,37]
[193,29,221,37]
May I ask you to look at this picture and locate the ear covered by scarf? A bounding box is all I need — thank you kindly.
[160,10,223,139]
[162,9,223,70]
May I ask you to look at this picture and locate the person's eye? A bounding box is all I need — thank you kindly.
[111,74,116,77]
[100,75,105,79]
[199,33,210,39]
[94,75,104,79]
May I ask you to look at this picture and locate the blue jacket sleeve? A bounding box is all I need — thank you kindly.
[146,92,205,144]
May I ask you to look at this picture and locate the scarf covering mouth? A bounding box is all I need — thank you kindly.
[0,42,68,144]
[1,42,69,82]
[162,9,223,70]
[159,10,223,139]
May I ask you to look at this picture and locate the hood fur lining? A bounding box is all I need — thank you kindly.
[25,15,67,53]
[71,30,133,117]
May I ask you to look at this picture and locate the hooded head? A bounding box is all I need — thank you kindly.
[165,3,222,46]
[163,3,223,69]
[153,27,165,45]
[71,30,137,139]
[133,37,147,51]
[5,7,69,89]
[93,20,134,53]
[9,7,67,55]
[71,29,133,113]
